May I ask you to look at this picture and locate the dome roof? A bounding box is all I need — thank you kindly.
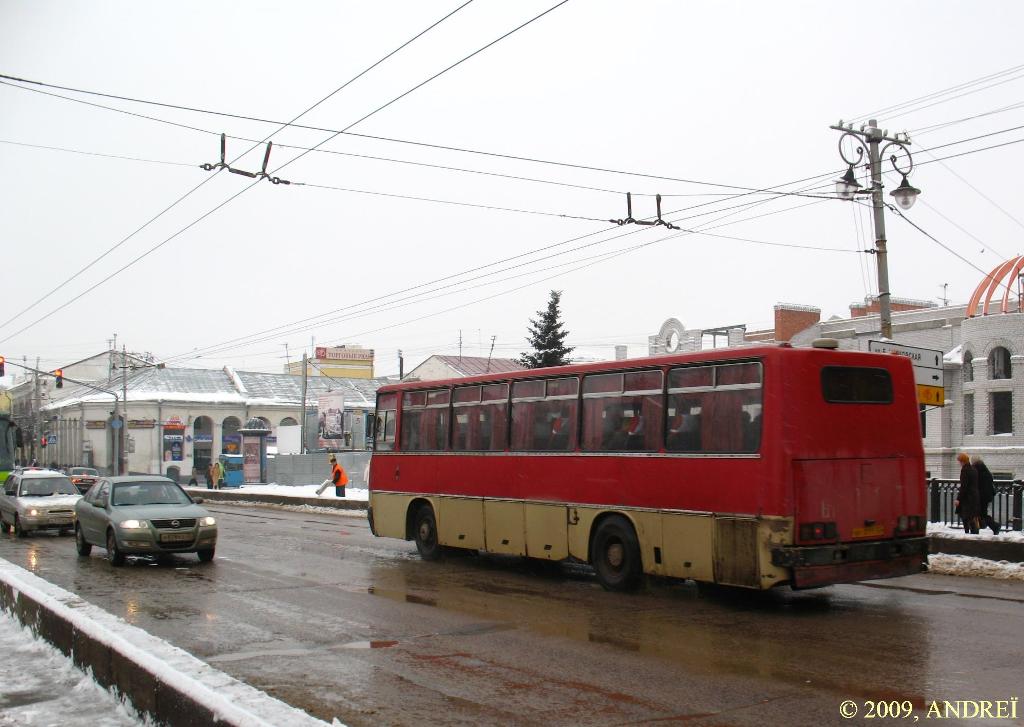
[967,255,1024,317]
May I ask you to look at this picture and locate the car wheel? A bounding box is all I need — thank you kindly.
[413,504,442,561]
[14,516,28,538]
[590,515,642,592]
[197,548,215,563]
[75,525,92,557]
[106,530,125,567]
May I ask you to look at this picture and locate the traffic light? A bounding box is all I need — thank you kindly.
[55,369,63,388]
[0,355,5,376]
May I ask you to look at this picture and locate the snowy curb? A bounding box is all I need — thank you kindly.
[183,487,367,511]
[0,559,334,727]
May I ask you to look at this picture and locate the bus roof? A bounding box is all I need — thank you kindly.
[378,345,914,394]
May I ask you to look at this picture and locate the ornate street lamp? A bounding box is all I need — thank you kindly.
[830,119,922,338]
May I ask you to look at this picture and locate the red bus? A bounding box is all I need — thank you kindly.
[367,342,927,590]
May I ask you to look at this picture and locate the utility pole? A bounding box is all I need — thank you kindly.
[33,356,40,463]
[299,352,308,454]
[398,349,404,379]
[485,336,496,372]
[121,345,129,475]
[832,119,921,340]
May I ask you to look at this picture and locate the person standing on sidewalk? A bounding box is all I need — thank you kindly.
[330,454,348,498]
[210,459,224,491]
[954,452,981,535]
[971,455,1001,535]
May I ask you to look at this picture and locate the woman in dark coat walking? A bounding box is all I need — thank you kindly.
[971,455,1000,535]
[955,452,981,534]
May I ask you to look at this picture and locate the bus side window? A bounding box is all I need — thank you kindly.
[666,397,703,452]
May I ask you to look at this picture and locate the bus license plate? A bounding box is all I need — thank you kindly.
[852,524,885,538]
[160,533,193,543]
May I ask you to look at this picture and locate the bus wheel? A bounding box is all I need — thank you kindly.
[590,516,641,591]
[413,504,442,561]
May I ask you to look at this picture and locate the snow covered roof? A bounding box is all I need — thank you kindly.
[42,365,387,410]
[944,344,963,365]
[432,355,525,377]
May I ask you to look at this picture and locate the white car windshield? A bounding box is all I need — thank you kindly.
[112,482,191,507]
[20,477,78,496]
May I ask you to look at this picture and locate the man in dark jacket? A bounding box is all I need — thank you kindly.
[955,452,981,534]
[971,455,1000,535]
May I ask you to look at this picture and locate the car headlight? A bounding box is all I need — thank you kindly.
[120,519,148,529]
[199,516,216,526]
[28,508,39,517]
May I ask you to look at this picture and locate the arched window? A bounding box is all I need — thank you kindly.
[222,416,241,455]
[962,350,973,383]
[280,417,298,426]
[989,347,1012,380]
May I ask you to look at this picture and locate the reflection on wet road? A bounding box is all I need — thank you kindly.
[2,505,1022,726]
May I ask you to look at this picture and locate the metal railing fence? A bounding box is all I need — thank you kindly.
[927,478,1023,531]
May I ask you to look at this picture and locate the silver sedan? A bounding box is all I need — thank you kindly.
[74,476,217,566]
[0,469,80,536]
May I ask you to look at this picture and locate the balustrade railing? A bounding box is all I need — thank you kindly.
[927,478,1023,531]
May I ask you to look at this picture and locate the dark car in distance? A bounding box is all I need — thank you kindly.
[67,466,100,494]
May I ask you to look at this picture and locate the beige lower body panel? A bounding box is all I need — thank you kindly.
[371,491,792,589]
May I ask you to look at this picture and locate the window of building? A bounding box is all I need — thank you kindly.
[452,384,509,451]
[963,393,974,435]
[511,377,579,451]
[400,389,449,451]
[666,362,762,453]
[581,370,663,452]
[962,350,973,383]
[992,391,1012,435]
[374,393,397,451]
[989,347,1012,380]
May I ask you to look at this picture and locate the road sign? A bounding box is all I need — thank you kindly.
[868,340,944,406]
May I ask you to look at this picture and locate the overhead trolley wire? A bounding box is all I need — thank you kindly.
[163,171,846,364]
[848,62,1024,123]
[0,0,487,344]
[1,68,842,197]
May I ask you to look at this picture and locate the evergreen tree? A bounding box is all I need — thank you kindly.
[519,290,574,368]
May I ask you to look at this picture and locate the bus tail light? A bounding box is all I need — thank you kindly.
[897,515,924,533]
[799,522,837,541]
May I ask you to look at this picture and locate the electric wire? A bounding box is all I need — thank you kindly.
[1,69,846,197]
[2,0,561,345]
[909,101,1024,136]
[848,62,1024,123]
[164,178,844,364]
[0,139,194,167]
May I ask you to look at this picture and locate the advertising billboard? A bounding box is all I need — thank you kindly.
[317,391,346,450]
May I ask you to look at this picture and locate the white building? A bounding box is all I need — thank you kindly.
[40,362,386,481]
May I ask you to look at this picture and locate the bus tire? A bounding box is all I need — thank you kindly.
[413,504,442,561]
[590,516,642,591]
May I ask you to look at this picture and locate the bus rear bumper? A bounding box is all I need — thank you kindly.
[771,537,928,589]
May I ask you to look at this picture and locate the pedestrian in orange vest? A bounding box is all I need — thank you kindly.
[330,454,348,497]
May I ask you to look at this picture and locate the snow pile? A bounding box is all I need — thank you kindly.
[0,610,144,726]
[926,522,1024,543]
[223,482,369,502]
[928,553,1024,581]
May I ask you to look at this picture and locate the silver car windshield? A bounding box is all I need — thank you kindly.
[112,482,191,507]
[20,477,78,496]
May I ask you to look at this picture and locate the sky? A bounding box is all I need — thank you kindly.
[2,1,1024,382]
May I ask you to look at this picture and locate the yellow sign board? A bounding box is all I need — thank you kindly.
[0,391,10,416]
[917,384,945,406]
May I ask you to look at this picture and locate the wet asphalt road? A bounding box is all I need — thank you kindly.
[1,505,1022,727]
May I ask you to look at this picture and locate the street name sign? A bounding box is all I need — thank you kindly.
[868,340,944,406]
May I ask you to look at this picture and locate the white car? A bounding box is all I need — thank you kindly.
[0,469,81,537]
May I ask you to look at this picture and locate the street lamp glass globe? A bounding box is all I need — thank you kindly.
[835,166,860,200]
[890,174,921,210]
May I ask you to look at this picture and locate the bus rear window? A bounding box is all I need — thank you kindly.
[821,366,893,404]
